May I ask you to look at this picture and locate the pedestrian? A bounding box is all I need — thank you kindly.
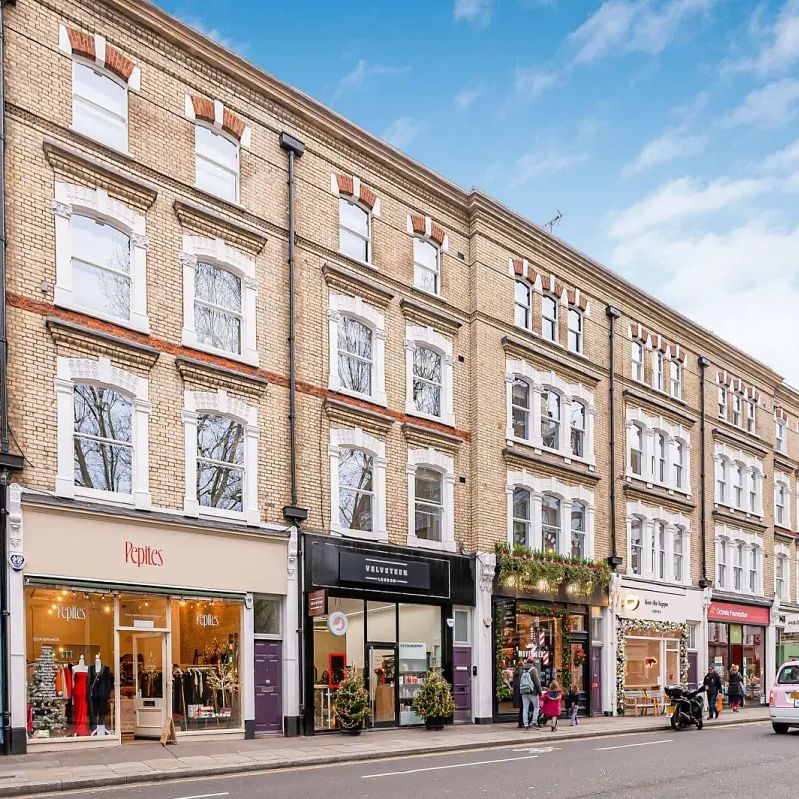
[512,659,524,728]
[728,664,744,712]
[541,680,564,731]
[566,686,580,726]
[519,656,542,730]
[703,666,722,720]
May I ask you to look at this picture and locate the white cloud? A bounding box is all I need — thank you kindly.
[454,84,484,111]
[180,16,249,54]
[382,117,423,149]
[509,144,588,187]
[570,0,716,64]
[763,138,799,170]
[727,0,799,75]
[608,175,778,238]
[454,0,495,26]
[333,60,408,101]
[729,78,799,127]
[513,66,561,97]
[623,130,707,175]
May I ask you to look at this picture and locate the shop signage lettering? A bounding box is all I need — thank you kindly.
[707,601,770,626]
[56,605,86,621]
[779,612,799,633]
[124,541,164,568]
[339,552,430,590]
[307,589,327,618]
[617,581,703,622]
[195,612,219,627]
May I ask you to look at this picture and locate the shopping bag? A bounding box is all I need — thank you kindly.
[715,695,723,713]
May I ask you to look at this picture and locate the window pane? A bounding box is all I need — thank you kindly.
[413,238,437,270]
[197,462,243,511]
[253,596,281,635]
[340,228,368,262]
[515,280,530,307]
[196,125,238,168]
[513,487,530,521]
[339,449,374,531]
[512,380,529,438]
[73,385,132,442]
[414,264,438,294]
[196,155,238,202]
[73,439,132,493]
[197,415,244,465]
[413,347,442,416]
[416,467,442,503]
[195,262,241,311]
[73,97,128,151]
[339,198,369,237]
[415,467,443,542]
[338,317,373,395]
[74,63,127,116]
[541,391,560,448]
[195,305,242,354]
[542,494,560,552]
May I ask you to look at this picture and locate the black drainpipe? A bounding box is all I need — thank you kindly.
[0,0,23,757]
[279,132,308,736]
[698,356,711,589]
[606,305,623,570]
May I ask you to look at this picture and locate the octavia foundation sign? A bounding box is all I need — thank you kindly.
[617,580,703,622]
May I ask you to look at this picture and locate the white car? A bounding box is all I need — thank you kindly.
[769,661,799,733]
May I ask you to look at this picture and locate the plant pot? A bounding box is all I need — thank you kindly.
[338,719,364,735]
[424,716,446,730]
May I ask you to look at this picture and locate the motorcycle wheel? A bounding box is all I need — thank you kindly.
[670,713,681,731]
[696,716,704,730]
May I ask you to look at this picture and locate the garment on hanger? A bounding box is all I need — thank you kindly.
[72,670,89,736]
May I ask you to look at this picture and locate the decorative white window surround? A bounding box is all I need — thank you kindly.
[182,388,259,525]
[329,427,387,541]
[55,355,151,509]
[180,235,258,367]
[626,500,692,586]
[505,359,595,468]
[407,447,455,552]
[776,543,791,602]
[506,469,595,558]
[713,442,764,517]
[405,325,455,427]
[53,183,149,333]
[624,407,691,495]
[626,327,683,399]
[328,293,387,406]
[330,174,381,269]
[775,471,792,530]
[714,524,764,596]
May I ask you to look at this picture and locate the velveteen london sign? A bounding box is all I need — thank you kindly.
[339,552,430,590]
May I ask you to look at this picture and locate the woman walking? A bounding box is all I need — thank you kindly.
[728,664,744,712]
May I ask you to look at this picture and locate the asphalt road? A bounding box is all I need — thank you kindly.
[41,720,791,799]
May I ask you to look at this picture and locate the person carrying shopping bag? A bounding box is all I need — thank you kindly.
[728,664,744,712]
[541,680,564,731]
[703,666,723,719]
[519,656,542,730]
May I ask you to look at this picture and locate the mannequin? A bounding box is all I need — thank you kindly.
[89,652,114,735]
[72,656,89,736]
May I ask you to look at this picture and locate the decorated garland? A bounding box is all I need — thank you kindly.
[495,605,513,702]
[615,619,688,715]
[494,543,612,596]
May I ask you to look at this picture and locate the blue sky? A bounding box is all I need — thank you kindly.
[157,0,799,383]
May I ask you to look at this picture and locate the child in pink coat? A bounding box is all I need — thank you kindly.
[541,680,564,731]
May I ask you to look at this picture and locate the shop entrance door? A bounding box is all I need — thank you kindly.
[368,644,397,727]
[120,632,166,738]
[254,640,282,734]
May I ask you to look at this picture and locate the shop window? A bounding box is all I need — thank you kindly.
[170,599,242,732]
[511,379,531,440]
[398,603,441,725]
[541,494,561,554]
[512,487,531,547]
[118,595,167,628]
[25,587,115,741]
[253,596,281,636]
[540,390,561,449]
[312,597,365,731]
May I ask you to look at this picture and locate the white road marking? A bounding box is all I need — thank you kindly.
[512,746,561,753]
[595,739,673,751]
[361,753,540,778]
[171,793,230,799]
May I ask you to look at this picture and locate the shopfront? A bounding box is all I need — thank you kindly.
[707,599,769,705]
[303,535,475,733]
[614,579,704,714]
[776,611,799,668]
[8,493,292,752]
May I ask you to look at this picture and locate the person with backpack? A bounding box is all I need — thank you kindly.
[519,656,542,730]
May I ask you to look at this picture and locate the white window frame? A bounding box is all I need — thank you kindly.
[630,516,644,575]
[652,351,664,392]
[408,447,455,552]
[776,418,787,453]
[627,500,691,585]
[412,237,441,296]
[329,427,387,541]
[669,359,682,400]
[71,60,129,152]
[673,526,685,583]
[718,388,727,420]
[747,399,756,434]
[514,279,533,332]
[567,307,583,354]
[338,197,372,265]
[625,407,691,494]
[53,183,149,333]
[775,471,792,529]
[541,294,558,342]
[714,525,764,596]
[631,341,644,382]
[776,547,789,602]
[505,359,595,466]
[55,355,150,509]
[181,236,258,366]
[732,394,742,428]
[405,325,454,426]
[194,122,240,203]
[182,388,259,525]
[506,470,594,559]
[328,294,387,406]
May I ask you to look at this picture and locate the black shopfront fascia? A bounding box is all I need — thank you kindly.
[302,534,476,734]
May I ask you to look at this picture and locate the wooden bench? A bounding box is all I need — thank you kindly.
[623,690,651,716]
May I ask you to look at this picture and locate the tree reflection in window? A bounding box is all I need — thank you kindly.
[73,384,132,493]
[513,487,531,546]
[338,448,374,532]
[541,494,561,553]
[541,390,560,449]
[413,346,442,417]
[415,467,442,542]
[197,414,244,511]
[338,316,373,396]
[194,262,242,355]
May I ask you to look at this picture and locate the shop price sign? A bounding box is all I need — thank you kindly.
[328,610,349,637]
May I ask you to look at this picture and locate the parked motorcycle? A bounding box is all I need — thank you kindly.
[664,685,706,731]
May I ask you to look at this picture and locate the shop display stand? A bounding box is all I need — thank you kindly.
[398,652,428,725]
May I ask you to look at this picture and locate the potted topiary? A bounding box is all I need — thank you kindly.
[412,668,456,730]
[333,668,370,735]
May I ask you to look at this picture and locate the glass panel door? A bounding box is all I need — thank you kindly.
[119,631,166,738]
[368,645,397,727]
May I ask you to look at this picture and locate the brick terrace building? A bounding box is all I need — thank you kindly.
[2,0,798,752]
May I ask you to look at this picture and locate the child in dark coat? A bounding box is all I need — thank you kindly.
[566,687,580,725]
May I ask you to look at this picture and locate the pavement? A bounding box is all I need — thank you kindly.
[0,706,769,797]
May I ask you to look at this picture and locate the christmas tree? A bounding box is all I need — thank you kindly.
[333,668,370,731]
[29,646,65,736]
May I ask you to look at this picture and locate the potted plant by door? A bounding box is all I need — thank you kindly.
[412,668,456,730]
[333,668,370,735]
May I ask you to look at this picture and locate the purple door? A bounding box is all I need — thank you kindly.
[590,646,602,716]
[254,641,282,734]
[452,646,472,715]
[687,651,698,689]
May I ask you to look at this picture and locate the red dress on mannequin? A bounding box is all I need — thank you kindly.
[72,671,89,736]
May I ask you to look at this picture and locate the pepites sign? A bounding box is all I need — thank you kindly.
[124,540,164,568]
